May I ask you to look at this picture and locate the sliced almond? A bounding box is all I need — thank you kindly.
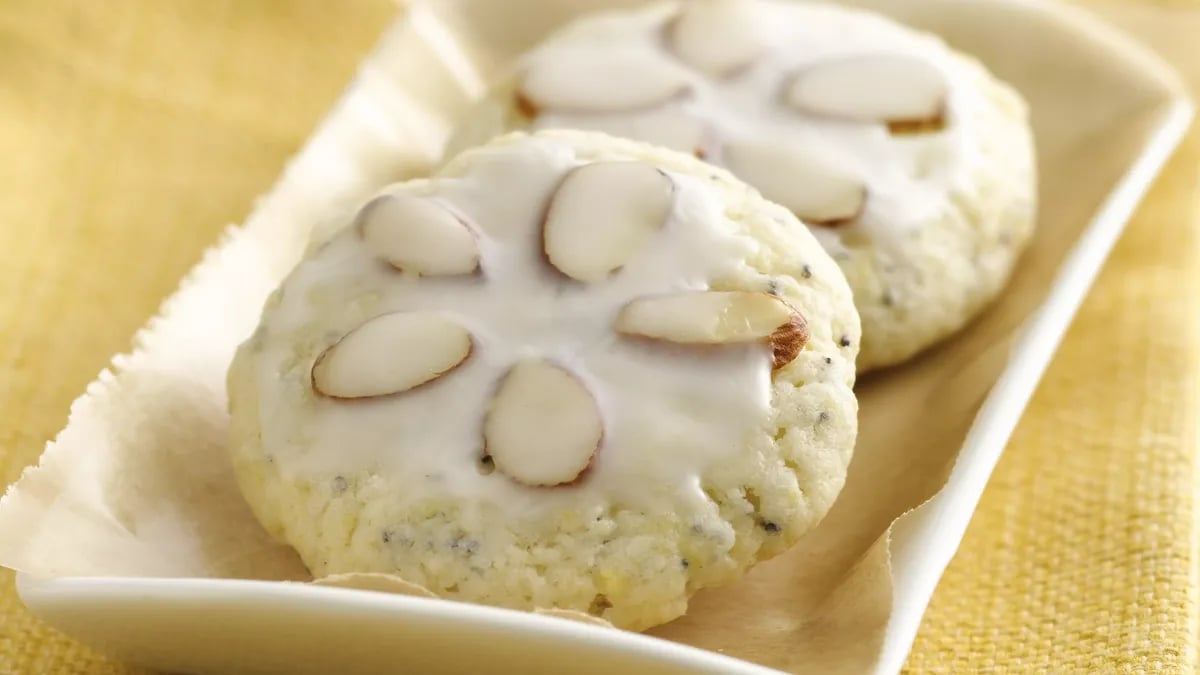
[312,312,472,399]
[783,55,948,133]
[358,194,479,276]
[666,0,770,76]
[519,52,690,114]
[615,291,808,369]
[724,140,866,226]
[484,360,602,487]
[543,162,674,282]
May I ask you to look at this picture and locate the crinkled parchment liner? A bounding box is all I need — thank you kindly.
[0,1,1189,673]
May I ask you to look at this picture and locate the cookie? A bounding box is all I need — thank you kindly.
[447,0,1037,371]
[228,130,860,630]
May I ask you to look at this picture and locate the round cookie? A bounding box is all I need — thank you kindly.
[228,130,860,631]
[447,0,1037,371]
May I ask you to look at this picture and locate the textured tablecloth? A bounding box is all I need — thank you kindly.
[0,1,1196,672]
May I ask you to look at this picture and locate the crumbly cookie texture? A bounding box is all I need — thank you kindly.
[229,130,860,631]
[447,0,1038,371]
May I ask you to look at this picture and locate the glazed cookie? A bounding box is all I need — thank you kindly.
[448,0,1037,370]
[229,130,859,630]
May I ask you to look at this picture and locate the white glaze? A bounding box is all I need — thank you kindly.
[520,0,981,250]
[253,136,771,520]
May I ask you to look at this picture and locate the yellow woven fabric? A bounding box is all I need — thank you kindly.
[0,1,1195,673]
[0,1,393,672]
[906,128,1200,671]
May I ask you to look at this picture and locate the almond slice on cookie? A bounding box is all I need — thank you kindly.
[783,55,947,133]
[616,291,808,369]
[484,359,603,487]
[724,140,866,226]
[543,162,675,282]
[358,194,479,276]
[666,0,771,76]
[312,312,472,399]
[519,52,691,115]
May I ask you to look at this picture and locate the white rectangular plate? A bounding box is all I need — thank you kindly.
[15,0,1192,673]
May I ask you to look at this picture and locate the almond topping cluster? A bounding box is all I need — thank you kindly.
[311,162,808,486]
[514,0,949,228]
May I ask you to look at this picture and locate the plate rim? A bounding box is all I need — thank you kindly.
[14,0,1196,674]
[874,0,1194,669]
[17,575,784,675]
[878,92,1194,674]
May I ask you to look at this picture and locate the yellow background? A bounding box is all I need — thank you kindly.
[0,1,1196,672]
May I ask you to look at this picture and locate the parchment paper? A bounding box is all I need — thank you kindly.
[0,1,1188,673]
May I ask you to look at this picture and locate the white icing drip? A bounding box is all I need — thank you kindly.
[523,0,979,251]
[254,136,770,518]
[531,105,712,159]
